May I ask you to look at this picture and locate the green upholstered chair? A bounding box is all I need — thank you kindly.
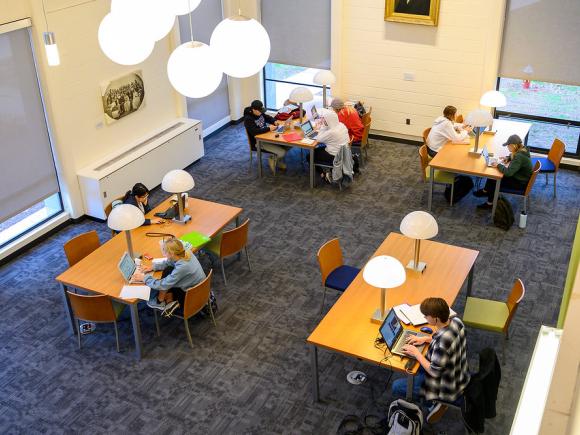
[463,279,525,361]
[204,219,251,286]
[419,145,456,205]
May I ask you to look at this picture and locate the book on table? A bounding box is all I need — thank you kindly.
[394,303,457,326]
[179,231,211,249]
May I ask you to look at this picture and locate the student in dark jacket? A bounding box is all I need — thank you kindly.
[122,183,163,225]
[243,99,289,174]
[474,134,533,209]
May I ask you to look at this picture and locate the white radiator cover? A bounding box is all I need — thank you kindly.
[78,118,204,219]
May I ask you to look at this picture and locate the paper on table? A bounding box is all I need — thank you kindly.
[402,303,457,326]
[393,303,412,324]
[120,285,151,301]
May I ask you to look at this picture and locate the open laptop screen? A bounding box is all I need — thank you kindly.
[311,106,319,120]
[301,120,314,135]
[482,145,490,164]
[118,252,136,282]
[379,308,403,350]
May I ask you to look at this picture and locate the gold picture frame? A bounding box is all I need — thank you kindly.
[385,0,440,26]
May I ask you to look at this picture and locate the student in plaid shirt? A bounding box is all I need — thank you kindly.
[392,297,471,423]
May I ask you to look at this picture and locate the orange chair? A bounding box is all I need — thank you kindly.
[205,219,251,286]
[63,231,101,267]
[317,238,360,314]
[352,116,372,166]
[67,292,123,352]
[501,160,541,214]
[422,128,431,146]
[153,270,216,348]
[531,138,566,197]
[419,145,455,205]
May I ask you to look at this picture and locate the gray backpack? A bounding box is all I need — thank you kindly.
[387,399,423,435]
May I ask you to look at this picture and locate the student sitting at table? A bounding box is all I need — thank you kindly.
[427,106,472,157]
[392,297,470,424]
[132,238,206,316]
[473,134,532,209]
[330,98,364,144]
[309,108,351,183]
[122,183,163,225]
[243,99,289,174]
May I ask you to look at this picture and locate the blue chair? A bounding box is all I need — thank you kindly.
[317,238,360,313]
[531,138,565,198]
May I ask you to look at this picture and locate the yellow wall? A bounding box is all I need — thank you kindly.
[332,0,506,138]
[1,0,184,218]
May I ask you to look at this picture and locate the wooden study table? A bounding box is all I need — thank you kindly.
[307,232,479,401]
[56,197,242,360]
[428,119,532,218]
[255,122,318,189]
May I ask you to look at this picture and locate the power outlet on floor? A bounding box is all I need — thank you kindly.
[406,118,411,125]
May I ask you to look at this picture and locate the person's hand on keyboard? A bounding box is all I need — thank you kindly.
[401,344,420,358]
[406,335,430,346]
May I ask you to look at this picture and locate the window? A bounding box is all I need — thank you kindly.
[496,78,580,157]
[263,62,329,111]
[0,24,63,249]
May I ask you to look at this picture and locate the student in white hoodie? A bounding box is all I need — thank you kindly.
[426,106,472,157]
[310,108,351,180]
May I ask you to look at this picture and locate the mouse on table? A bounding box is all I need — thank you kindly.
[420,326,433,334]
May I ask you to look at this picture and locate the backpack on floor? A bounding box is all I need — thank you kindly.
[444,175,474,204]
[387,399,423,435]
[493,196,514,230]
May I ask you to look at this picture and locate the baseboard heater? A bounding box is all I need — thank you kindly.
[78,118,204,219]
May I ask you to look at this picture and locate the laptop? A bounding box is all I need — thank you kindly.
[311,106,319,120]
[154,200,179,219]
[118,252,144,284]
[300,120,318,139]
[482,145,498,167]
[379,308,426,359]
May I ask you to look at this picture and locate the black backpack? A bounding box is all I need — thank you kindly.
[444,175,474,204]
[493,196,514,230]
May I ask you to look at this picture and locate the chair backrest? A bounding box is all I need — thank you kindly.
[317,238,344,286]
[524,160,542,197]
[64,231,101,267]
[244,127,257,153]
[361,106,372,125]
[455,114,464,124]
[67,291,116,322]
[183,269,213,319]
[418,145,429,183]
[104,194,125,218]
[547,138,566,170]
[220,218,250,258]
[422,128,431,146]
[504,279,525,333]
[361,117,372,146]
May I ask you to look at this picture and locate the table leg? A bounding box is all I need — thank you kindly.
[491,178,501,218]
[60,283,76,335]
[406,374,414,401]
[467,264,474,297]
[309,149,314,189]
[311,345,320,402]
[257,141,263,179]
[129,303,143,360]
[428,167,434,211]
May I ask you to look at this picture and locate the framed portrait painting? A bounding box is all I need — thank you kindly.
[385,0,441,26]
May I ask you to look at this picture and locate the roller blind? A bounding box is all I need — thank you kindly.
[261,0,331,69]
[0,26,59,223]
[499,0,580,85]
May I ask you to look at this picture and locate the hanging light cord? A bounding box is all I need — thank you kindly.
[188,0,194,42]
[238,0,241,16]
[41,0,49,31]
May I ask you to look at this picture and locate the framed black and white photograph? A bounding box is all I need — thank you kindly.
[101,70,145,124]
[385,0,440,26]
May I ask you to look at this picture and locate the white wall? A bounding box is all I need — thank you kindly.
[332,0,506,139]
[1,0,185,218]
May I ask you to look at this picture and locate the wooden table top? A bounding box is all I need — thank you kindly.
[429,119,532,179]
[255,125,318,150]
[307,233,479,373]
[56,197,242,300]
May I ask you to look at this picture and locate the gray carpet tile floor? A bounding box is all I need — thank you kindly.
[0,123,579,434]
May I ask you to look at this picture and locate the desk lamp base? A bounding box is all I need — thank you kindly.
[406,260,427,273]
[172,214,191,225]
[371,308,386,325]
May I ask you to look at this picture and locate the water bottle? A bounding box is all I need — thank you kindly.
[519,211,527,229]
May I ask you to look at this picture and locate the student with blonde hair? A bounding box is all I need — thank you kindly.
[132,237,206,316]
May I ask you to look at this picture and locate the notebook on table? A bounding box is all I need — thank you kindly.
[179,231,211,249]
[282,132,303,142]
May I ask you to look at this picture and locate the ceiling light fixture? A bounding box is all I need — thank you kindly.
[41,0,60,66]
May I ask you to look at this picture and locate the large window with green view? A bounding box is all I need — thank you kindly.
[263,62,328,111]
[496,78,580,157]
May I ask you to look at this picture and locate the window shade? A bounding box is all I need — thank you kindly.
[500,0,580,85]
[261,0,331,69]
[0,27,59,223]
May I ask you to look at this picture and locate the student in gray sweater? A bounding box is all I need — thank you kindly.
[473,134,533,209]
[132,238,205,315]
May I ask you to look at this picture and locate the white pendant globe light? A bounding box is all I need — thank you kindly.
[168,0,202,16]
[111,0,175,42]
[167,41,222,98]
[210,16,270,78]
[98,13,154,65]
